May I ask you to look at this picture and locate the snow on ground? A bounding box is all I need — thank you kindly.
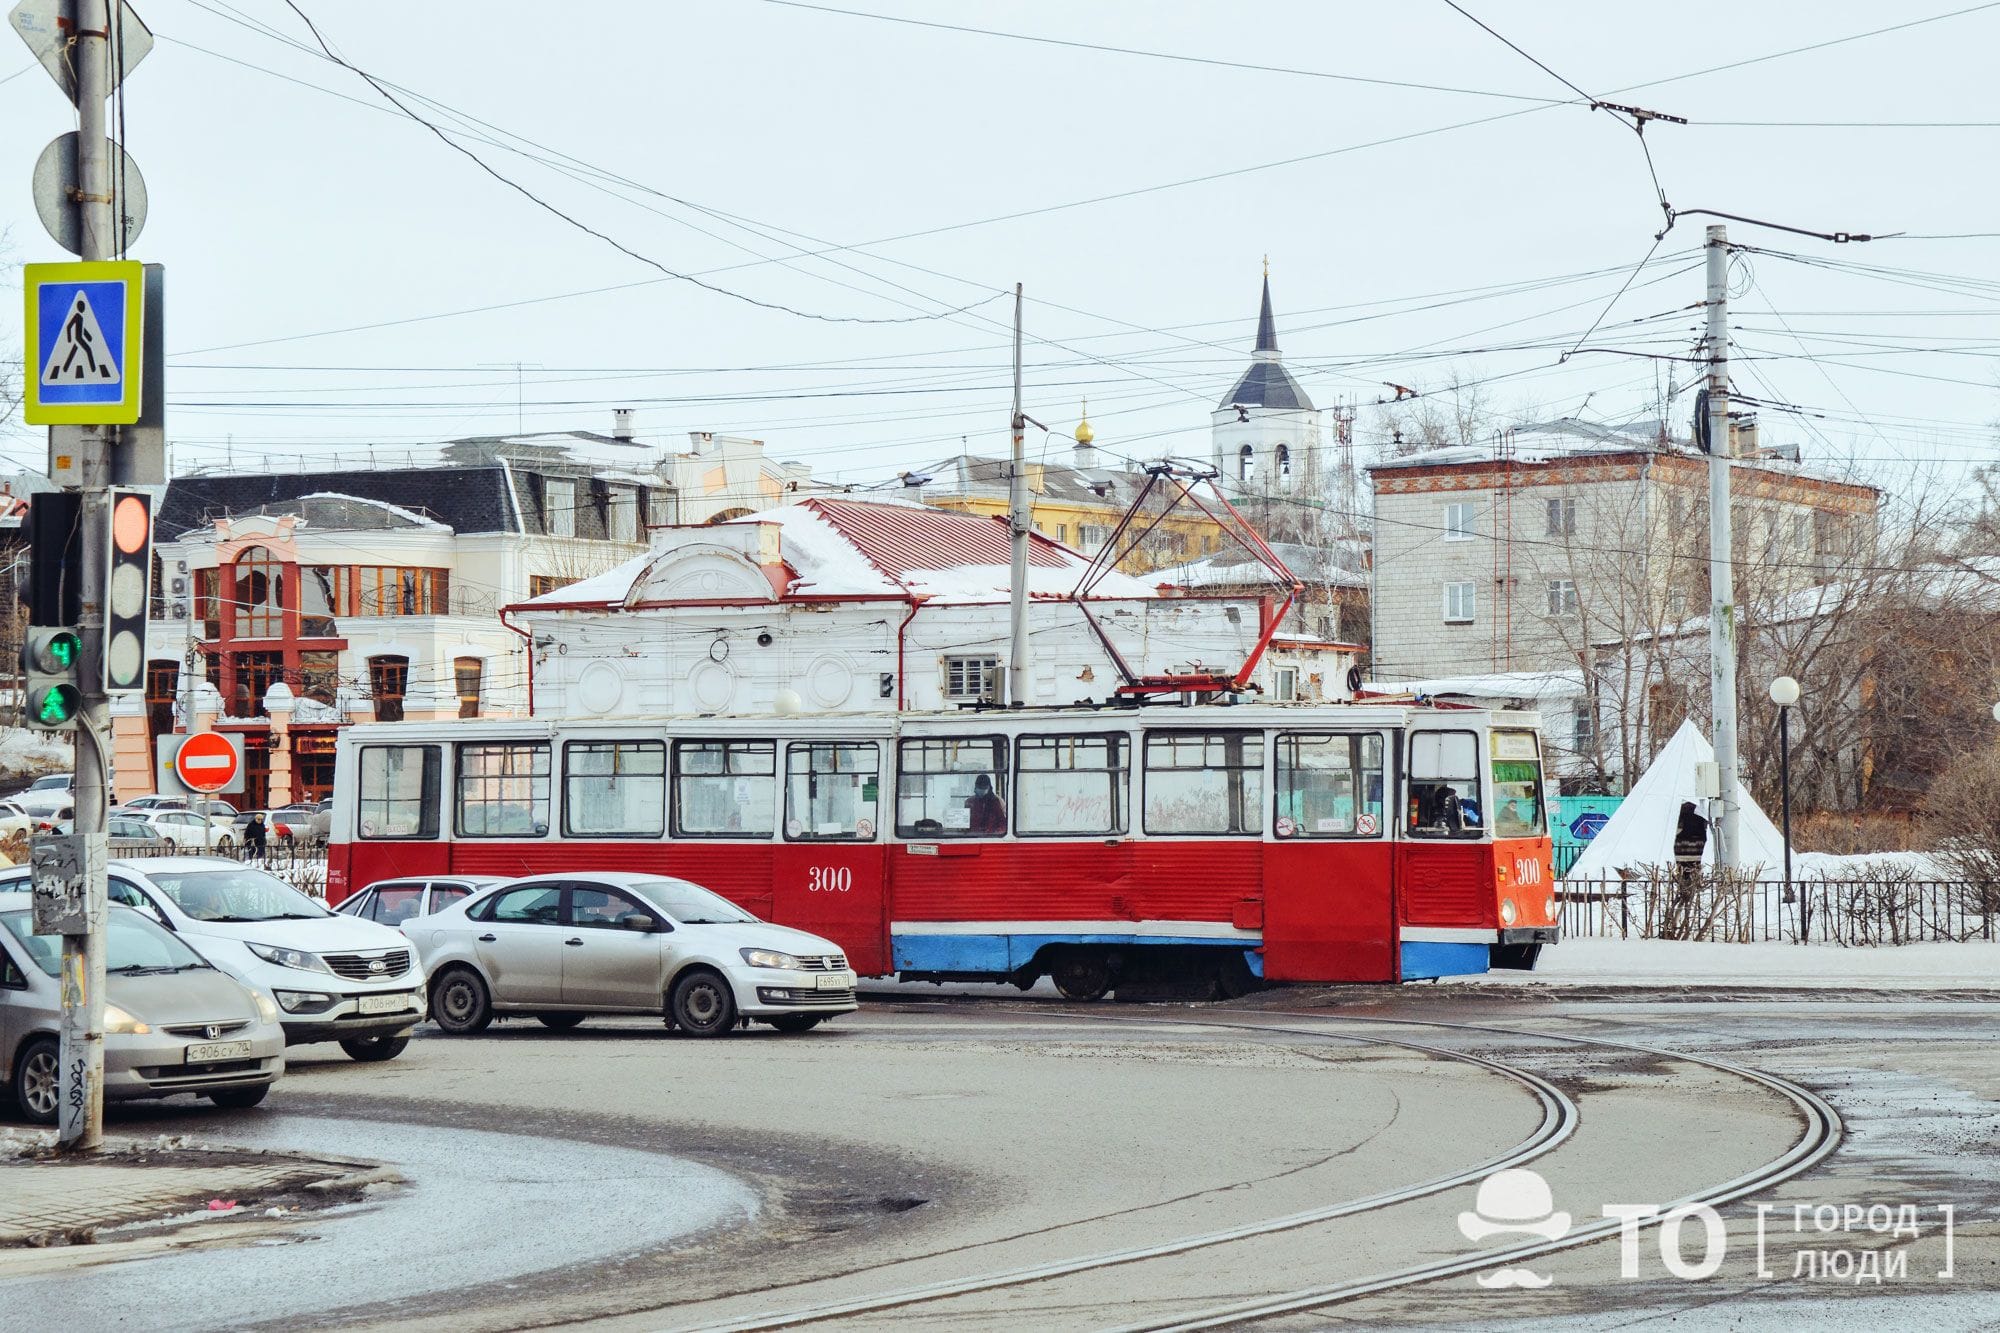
[1453,936,2000,989]
[0,727,71,784]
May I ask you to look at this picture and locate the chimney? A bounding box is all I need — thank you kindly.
[612,408,635,442]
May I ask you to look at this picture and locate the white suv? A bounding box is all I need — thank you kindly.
[0,856,423,1062]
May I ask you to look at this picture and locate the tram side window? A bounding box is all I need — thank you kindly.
[1143,732,1263,836]
[1016,734,1128,837]
[674,741,776,838]
[456,743,551,838]
[563,740,666,837]
[785,742,880,841]
[896,737,1007,839]
[1490,729,1545,838]
[1274,733,1384,838]
[358,745,440,840]
[1408,730,1483,839]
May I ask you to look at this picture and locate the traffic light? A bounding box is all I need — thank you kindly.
[24,492,82,627]
[103,490,152,695]
[23,627,83,730]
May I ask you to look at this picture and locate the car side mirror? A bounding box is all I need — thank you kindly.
[621,913,662,933]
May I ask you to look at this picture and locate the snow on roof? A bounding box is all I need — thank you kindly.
[1368,669,1585,702]
[1615,554,2000,647]
[516,496,1158,609]
[1562,720,1788,881]
[1369,418,1670,471]
[1155,542,1367,592]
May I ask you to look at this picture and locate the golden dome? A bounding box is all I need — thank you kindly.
[1074,398,1095,445]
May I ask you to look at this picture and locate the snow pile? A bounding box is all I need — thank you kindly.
[0,727,72,783]
[1453,936,2000,989]
[1793,850,1957,881]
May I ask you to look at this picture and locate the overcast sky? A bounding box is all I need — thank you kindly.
[4,1,1998,508]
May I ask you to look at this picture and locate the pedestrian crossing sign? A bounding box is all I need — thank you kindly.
[23,260,144,424]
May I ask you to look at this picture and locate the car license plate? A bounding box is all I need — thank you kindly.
[185,1040,252,1063]
[814,973,850,991]
[358,992,410,1015]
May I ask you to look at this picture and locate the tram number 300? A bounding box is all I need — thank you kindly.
[807,866,853,893]
[1513,857,1543,886]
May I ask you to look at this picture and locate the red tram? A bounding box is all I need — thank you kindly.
[327,703,1556,993]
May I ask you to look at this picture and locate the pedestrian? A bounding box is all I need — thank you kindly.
[1672,800,1707,900]
[244,811,268,859]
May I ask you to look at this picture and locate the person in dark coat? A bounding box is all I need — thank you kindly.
[243,811,268,858]
[967,774,1007,835]
[1673,801,1707,894]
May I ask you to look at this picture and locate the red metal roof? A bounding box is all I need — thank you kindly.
[802,498,1073,578]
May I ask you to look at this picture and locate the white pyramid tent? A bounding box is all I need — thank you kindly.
[1562,720,1788,881]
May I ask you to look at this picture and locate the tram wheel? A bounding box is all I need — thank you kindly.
[1216,951,1262,999]
[1050,954,1112,1002]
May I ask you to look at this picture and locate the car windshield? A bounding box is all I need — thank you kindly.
[144,868,331,922]
[3,906,211,976]
[635,880,757,925]
[28,776,67,791]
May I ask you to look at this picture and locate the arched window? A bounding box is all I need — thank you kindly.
[235,546,284,638]
[455,656,483,719]
[1276,444,1292,485]
[1238,444,1256,482]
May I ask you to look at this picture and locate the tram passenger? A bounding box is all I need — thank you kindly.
[968,774,1008,835]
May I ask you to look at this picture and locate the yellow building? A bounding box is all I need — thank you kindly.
[905,411,1229,574]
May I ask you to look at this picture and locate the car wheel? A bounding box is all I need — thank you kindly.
[670,970,737,1037]
[11,1037,59,1125]
[339,1034,410,1062]
[430,967,493,1035]
[208,1084,270,1109]
[536,1014,586,1031]
[766,1014,823,1034]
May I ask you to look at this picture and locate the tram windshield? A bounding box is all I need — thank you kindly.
[1489,730,1545,838]
[1408,730,1483,839]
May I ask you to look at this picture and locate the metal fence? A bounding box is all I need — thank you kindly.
[95,840,331,899]
[1560,873,1998,945]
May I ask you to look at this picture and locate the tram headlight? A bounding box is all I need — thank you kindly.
[1543,896,1557,920]
[1499,898,1519,925]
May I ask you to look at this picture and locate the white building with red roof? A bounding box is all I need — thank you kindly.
[513,497,1357,717]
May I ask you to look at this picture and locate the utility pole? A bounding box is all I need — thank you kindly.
[1704,224,1741,870]
[1006,282,1028,706]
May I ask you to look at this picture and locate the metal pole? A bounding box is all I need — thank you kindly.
[55,0,117,1153]
[1780,704,1795,941]
[1704,225,1740,872]
[1006,282,1029,705]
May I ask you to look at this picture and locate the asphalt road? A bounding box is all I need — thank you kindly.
[19,988,2000,1331]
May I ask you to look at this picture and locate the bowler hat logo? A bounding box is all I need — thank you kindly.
[1458,1168,1571,1289]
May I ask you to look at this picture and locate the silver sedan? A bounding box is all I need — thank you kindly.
[1,893,286,1123]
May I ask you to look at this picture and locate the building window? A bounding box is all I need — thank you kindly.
[608,486,638,543]
[944,654,1000,703]
[1444,581,1476,624]
[545,478,576,537]
[144,660,177,755]
[1572,703,1596,752]
[1238,444,1256,482]
[1546,497,1578,537]
[1276,444,1292,485]
[358,567,445,616]
[300,650,339,705]
[455,656,483,718]
[235,546,284,638]
[233,651,283,715]
[1273,666,1299,701]
[370,655,409,723]
[1546,579,1579,615]
[1056,523,1069,544]
[455,742,550,838]
[528,574,576,600]
[645,488,677,529]
[194,567,220,640]
[301,565,350,635]
[1444,502,1477,541]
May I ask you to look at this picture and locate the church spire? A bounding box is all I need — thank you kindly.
[1255,261,1279,355]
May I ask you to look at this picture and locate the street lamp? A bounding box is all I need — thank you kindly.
[1770,676,1801,940]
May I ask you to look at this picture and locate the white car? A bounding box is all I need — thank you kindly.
[120,808,236,851]
[408,872,858,1037]
[0,856,423,1062]
[0,801,32,840]
[13,774,74,819]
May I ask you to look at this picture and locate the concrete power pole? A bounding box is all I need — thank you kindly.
[1006,283,1028,705]
[1703,224,1741,870]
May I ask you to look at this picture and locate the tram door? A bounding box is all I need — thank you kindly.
[769,741,891,975]
[1262,730,1396,983]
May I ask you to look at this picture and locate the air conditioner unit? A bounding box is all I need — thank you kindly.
[169,601,189,620]
[168,575,189,598]
[174,559,189,575]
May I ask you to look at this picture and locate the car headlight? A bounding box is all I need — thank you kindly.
[246,942,333,974]
[252,991,281,1024]
[1500,898,1519,925]
[104,1004,151,1035]
[740,947,803,970]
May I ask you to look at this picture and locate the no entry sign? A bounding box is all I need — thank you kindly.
[163,731,243,795]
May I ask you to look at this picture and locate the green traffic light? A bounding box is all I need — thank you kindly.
[36,632,80,674]
[29,683,79,727]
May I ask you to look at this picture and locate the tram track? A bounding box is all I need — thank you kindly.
[666,1004,1841,1333]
